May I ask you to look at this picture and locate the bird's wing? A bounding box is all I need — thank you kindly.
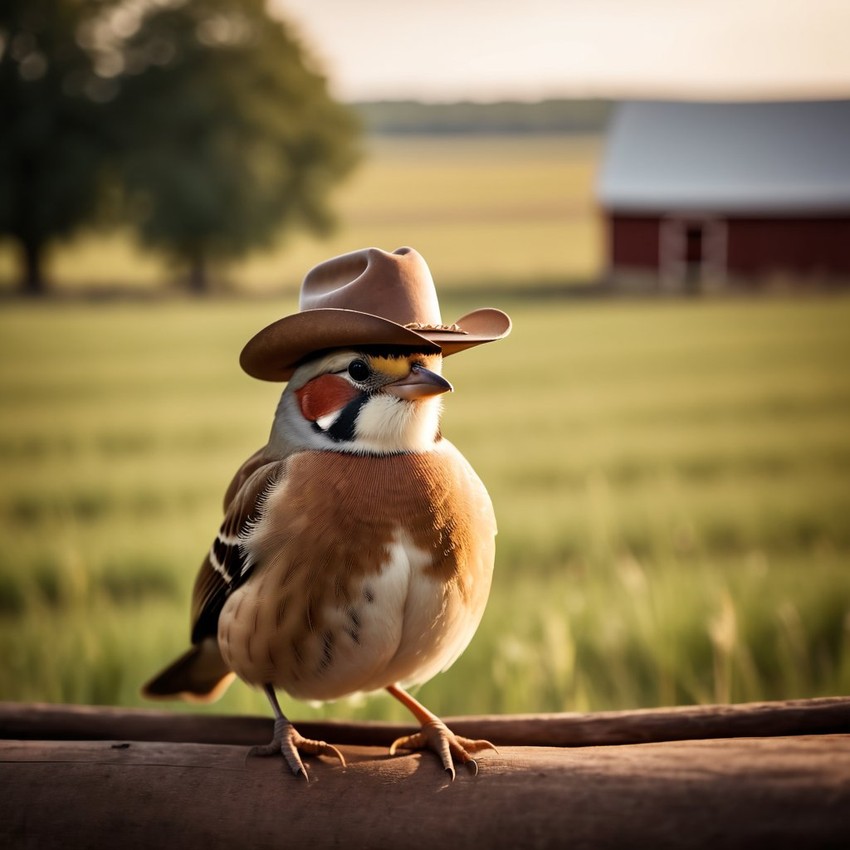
[190,458,286,644]
[222,446,270,511]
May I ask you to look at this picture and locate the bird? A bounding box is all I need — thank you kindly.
[143,246,511,779]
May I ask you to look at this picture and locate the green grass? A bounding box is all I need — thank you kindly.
[1,294,849,720]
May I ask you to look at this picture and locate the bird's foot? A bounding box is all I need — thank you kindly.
[389,719,497,780]
[248,716,346,779]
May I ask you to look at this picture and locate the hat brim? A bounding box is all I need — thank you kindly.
[240,307,511,382]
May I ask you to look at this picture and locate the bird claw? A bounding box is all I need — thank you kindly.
[248,717,346,779]
[389,719,497,780]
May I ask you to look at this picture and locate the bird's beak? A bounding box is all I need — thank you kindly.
[383,364,453,400]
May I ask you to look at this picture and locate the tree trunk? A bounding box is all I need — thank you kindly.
[20,238,47,297]
[186,251,208,294]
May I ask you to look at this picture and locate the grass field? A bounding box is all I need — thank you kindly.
[2,294,849,720]
[0,134,603,294]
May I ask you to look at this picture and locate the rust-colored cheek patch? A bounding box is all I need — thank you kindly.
[295,374,359,422]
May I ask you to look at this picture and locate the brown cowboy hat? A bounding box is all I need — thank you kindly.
[240,246,512,382]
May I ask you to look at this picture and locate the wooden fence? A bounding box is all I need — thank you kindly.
[2,697,849,849]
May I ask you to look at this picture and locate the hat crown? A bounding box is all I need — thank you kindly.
[240,246,511,382]
[300,247,443,327]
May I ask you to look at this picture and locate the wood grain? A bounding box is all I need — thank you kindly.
[2,695,848,747]
[1,699,849,849]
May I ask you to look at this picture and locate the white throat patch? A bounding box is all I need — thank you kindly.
[348,395,442,455]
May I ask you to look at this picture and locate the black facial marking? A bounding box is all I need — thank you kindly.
[326,395,367,443]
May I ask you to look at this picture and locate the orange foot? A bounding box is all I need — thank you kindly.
[386,684,497,779]
[249,717,346,780]
[390,718,497,779]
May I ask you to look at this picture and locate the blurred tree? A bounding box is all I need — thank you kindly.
[1,0,359,295]
[0,0,113,295]
[106,0,361,292]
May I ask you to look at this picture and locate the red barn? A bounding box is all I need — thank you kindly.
[597,100,850,288]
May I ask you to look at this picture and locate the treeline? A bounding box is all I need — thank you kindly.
[353,98,614,136]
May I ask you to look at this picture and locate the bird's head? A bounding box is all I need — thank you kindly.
[270,348,452,456]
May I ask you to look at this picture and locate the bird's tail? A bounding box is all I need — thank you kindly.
[142,638,235,703]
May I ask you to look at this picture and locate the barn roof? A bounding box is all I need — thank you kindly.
[598,100,850,214]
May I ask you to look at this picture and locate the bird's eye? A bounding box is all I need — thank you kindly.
[347,359,370,382]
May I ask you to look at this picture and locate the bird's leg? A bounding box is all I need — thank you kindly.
[386,684,496,779]
[249,684,345,779]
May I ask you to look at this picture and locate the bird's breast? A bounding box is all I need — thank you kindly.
[217,443,496,699]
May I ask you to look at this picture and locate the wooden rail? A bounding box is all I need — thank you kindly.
[1,698,849,849]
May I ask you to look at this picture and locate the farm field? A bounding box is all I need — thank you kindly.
[1,294,849,720]
[0,134,603,295]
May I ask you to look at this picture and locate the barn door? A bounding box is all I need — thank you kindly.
[660,216,727,291]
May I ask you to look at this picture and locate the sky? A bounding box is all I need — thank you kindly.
[272,0,850,103]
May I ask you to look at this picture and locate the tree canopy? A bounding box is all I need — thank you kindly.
[0,0,361,294]
[106,0,361,291]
